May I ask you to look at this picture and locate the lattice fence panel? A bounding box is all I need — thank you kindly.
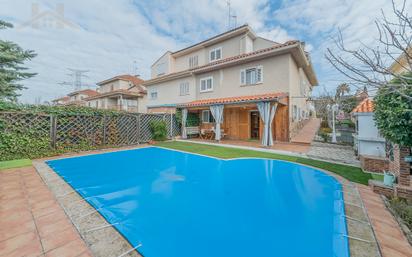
[105,114,140,145]
[55,115,104,149]
[0,112,50,137]
[139,114,163,142]
[164,114,181,138]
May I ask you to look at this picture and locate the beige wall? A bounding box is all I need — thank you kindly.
[195,54,291,100]
[254,37,277,51]
[98,80,131,93]
[151,52,173,78]
[146,75,196,107]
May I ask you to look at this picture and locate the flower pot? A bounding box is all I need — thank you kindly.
[383,171,395,187]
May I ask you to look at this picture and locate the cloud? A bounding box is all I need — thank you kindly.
[1,0,410,102]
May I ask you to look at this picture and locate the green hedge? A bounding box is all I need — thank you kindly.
[150,120,167,141]
[0,101,129,161]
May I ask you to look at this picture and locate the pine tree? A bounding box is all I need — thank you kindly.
[0,20,37,101]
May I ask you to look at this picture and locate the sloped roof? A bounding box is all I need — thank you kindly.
[97,74,145,93]
[52,96,69,102]
[67,89,99,97]
[85,89,143,100]
[352,98,374,113]
[179,92,288,107]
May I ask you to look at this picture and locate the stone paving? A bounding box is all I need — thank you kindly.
[307,141,361,166]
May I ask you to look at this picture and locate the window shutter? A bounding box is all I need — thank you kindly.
[257,66,263,83]
[240,69,245,85]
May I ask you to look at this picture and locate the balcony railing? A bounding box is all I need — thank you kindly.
[108,105,138,113]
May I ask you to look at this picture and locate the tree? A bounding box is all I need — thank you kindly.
[374,72,412,147]
[335,83,350,101]
[325,0,412,103]
[0,20,37,101]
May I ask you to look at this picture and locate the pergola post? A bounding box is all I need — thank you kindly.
[181,108,188,139]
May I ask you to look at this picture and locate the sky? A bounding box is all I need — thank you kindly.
[0,0,411,103]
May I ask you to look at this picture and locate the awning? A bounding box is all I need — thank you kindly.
[178,92,288,108]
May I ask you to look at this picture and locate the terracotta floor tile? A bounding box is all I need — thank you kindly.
[31,199,57,211]
[0,198,27,212]
[0,219,36,242]
[41,227,80,252]
[0,209,32,226]
[0,231,40,256]
[32,203,62,219]
[380,245,412,257]
[372,221,404,238]
[378,233,412,255]
[2,242,43,257]
[35,209,67,228]
[37,218,72,238]
[44,239,87,257]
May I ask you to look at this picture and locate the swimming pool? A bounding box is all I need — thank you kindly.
[46,146,349,257]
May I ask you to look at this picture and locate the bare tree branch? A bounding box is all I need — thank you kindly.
[325,0,412,102]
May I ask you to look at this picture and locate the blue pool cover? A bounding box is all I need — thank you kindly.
[47,147,349,257]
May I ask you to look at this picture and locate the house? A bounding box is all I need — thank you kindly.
[66,89,99,106]
[351,98,387,173]
[142,25,318,145]
[85,75,146,112]
[51,96,69,106]
[52,89,99,106]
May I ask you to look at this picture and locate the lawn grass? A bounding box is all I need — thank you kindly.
[0,159,32,170]
[155,141,373,185]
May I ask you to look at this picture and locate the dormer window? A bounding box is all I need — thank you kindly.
[209,47,222,62]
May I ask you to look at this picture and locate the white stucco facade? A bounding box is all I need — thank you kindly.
[353,112,386,157]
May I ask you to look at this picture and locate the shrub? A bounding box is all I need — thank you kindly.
[374,73,412,147]
[389,197,412,230]
[150,120,167,141]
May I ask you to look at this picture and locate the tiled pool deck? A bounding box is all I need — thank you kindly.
[0,166,92,257]
[1,145,411,257]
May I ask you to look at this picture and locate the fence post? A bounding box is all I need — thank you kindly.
[136,114,141,144]
[102,115,107,145]
[170,112,173,139]
[49,115,57,149]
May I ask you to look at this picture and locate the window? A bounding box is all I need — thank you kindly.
[201,110,215,123]
[292,105,297,121]
[200,77,213,92]
[209,47,222,62]
[240,66,263,85]
[189,56,198,68]
[179,82,190,96]
[156,63,166,76]
[150,90,158,100]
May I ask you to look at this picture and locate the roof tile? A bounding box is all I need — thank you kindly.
[352,98,374,113]
[180,92,288,107]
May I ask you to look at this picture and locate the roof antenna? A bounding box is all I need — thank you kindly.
[226,0,231,30]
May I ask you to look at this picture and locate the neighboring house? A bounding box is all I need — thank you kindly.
[51,96,69,106]
[388,47,412,74]
[85,75,146,113]
[143,25,318,144]
[66,89,99,106]
[352,98,386,158]
[52,89,99,106]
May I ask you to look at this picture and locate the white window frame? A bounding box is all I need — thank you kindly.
[201,110,211,123]
[240,65,263,86]
[150,90,158,100]
[209,47,222,62]
[189,55,198,68]
[200,76,213,93]
[179,82,190,96]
